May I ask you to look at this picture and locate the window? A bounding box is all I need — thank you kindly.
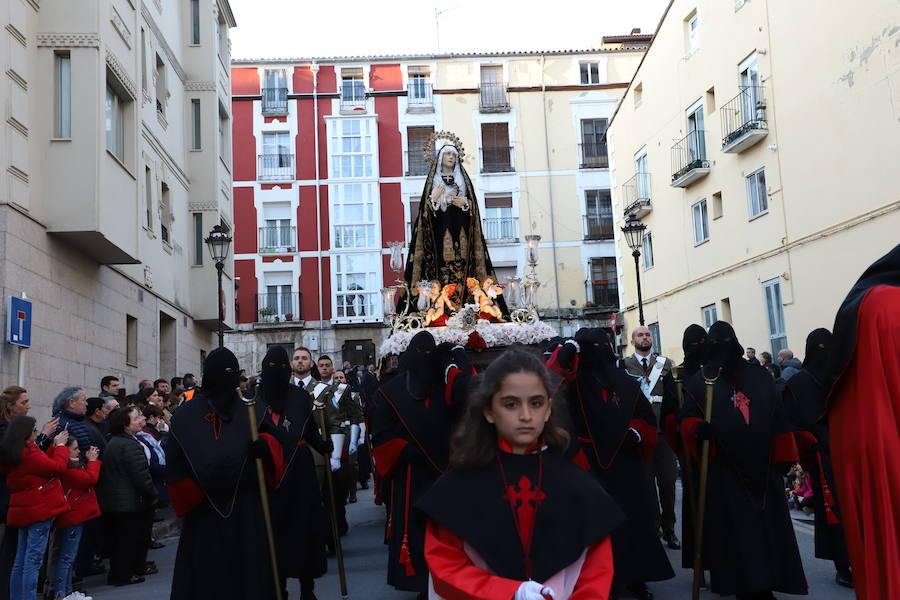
[642,231,654,269]
[341,69,365,107]
[746,168,768,218]
[702,304,718,329]
[160,182,171,244]
[406,126,433,176]
[334,253,380,319]
[55,53,71,138]
[126,315,138,366]
[480,65,507,109]
[481,122,512,172]
[584,189,613,240]
[140,29,147,91]
[263,219,292,248]
[763,278,787,355]
[407,197,420,240]
[193,213,203,265]
[692,198,710,244]
[105,83,126,160]
[216,13,226,59]
[686,101,706,162]
[589,257,618,308]
[261,272,294,319]
[262,70,288,114]
[144,166,153,228]
[687,13,700,53]
[634,82,643,107]
[648,322,661,354]
[190,0,200,44]
[634,150,650,201]
[484,196,515,241]
[712,191,723,219]
[155,54,166,114]
[332,183,376,249]
[580,119,608,168]
[408,66,432,106]
[261,131,292,179]
[331,118,374,178]
[261,203,293,251]
[580,62,600,85]
[191,99,201,149]
[218,103,228,158]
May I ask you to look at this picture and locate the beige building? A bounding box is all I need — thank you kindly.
[0,0,236,414]
[607,0,900,361]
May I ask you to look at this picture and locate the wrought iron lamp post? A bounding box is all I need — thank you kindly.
[205,224,233,348]
[620,216,647,326]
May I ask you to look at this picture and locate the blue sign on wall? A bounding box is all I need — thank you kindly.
[7,296,32,348]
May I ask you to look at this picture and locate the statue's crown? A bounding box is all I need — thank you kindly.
[424,130,466,166]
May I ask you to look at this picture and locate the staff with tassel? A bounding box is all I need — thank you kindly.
[692,367,720,600]
[241,389,283,600]
[314,398,350,600]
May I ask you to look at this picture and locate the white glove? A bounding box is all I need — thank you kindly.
[515,581,555,600]
[329,456,341,472]
[349,424,360,455]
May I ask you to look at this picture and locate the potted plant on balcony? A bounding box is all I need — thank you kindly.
[258,306,275,322]
[284,313,294,321]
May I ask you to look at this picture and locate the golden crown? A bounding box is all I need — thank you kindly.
[424,130,466,166]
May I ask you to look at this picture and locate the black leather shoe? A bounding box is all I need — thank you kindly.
[663,530,681,550]
[112,575,145,586]
[359,481,369,489]
[150,540,165,549]
[836,569,854,588]
[626,583,654,600]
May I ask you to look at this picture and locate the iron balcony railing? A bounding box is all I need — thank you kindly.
[336,291,377,320]
[479,82,509,110]
[404,150,429,176]
[579,142,609,169]
[257,154,294,181]
[483,216,518,242]
[671,130,709,181]
[587,282,619,310]
[261,87,288,115]
[583,214,614,240]
[622,171,652,206]
[256,291,302,322]
[721,86,767,147]
[258,226,296,253]
[480,146,515,173]
[407,82,434,108]
[340,82,367,111]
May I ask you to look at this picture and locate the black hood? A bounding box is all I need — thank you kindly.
[575,328,619,388]
[201,348,242,421]
[261,346,292,413]
[702,321,744,379]
[399,331,438,398]
[681,324,708,376]
[801,328,831,385]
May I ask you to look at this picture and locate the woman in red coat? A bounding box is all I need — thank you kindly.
[0,416,71,600]
[49,438,100,600]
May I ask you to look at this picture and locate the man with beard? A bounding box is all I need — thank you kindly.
[784,328,853,589]
[371,332,471,598]
[548,327,673,600]
[622,325,681,551]
[824,244,900,600]
[680,322,807,600]
[166,348,276,600]
[255,346,332,600]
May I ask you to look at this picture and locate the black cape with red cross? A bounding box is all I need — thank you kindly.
[417,448,624,583]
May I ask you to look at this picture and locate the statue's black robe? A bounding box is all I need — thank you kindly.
[166,392,276,600]
[681,363,808,597]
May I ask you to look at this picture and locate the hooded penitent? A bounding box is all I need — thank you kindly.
[681,324,708,377]
[574,327,619,388]
[801,328,832,385]
[702,321,744,381]
[201,348,242,421]
[260,346,292,414]
[399,331,438,399]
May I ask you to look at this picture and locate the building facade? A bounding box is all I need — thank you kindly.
[0,0,236,415]
[227,34,650,368]
[607,0,900,360]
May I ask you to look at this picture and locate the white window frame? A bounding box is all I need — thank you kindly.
[579,62,600,85]
[190,0,200,45]
[634,149,650,202]
[746,167,768,219]
[328,117,376,180]
[191,99,201,150]
[762,277,787,355]
[332,252,382,322]
[642,231,654,269]
[688,13,700,54]
[701,304,717,329]
[330,183,378,250]
[105,83,126,160]
[692,198,710,244]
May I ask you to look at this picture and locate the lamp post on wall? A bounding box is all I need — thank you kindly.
[620,216,647,326]
[205,224,233,348]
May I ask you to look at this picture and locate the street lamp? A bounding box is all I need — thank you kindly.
[620,216,647,326]
[205,224,233,348]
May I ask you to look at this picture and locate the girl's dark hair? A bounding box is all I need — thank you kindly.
[0,416,37,466]
[109,407,139,435]
[136,387,158,405]
[142,404,163,419]
[449,347,569,470]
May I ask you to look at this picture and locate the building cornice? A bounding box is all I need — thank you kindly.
[217,0,238,28]
[185,80,217,91]
[36,33,100,48]
[106,49,137,99]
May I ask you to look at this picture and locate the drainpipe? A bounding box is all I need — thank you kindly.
[311,62,325,351]
[540,54,563,333]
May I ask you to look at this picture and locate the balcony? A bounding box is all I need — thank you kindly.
[404,150,429,176]
[721,86,768,153]
[583,214,614,241]
[256,291,302,323]
[579,142,609,169]
[622,172,652,218]
[258,226,296,253]
[335,291,379,322]
[670,130,710,187]
[261,87,288,116]
[407,82,434,112]
[586,282,619,312]
[257,154,295,181]
[340,83,367,113]
[479,82,510,112]
[483,216,519,243]
[481,146,515,173]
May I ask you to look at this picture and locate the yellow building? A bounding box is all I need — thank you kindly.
[607,0,900,360]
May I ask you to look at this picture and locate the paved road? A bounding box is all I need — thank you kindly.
[88,483,856,599]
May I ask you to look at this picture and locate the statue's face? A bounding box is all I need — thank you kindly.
[441,151,457,170]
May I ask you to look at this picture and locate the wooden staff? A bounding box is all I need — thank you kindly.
[692,368,720,600]
[672,366,697,520]
[314,399,350,600]
[241,389,283,600]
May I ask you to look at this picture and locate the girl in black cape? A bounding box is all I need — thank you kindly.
[418,348,623,600]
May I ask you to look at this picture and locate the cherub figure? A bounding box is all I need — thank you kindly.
[466,277,505,323]
[417,280,441,313]
[424,283,459,327]
[481,277,505,301]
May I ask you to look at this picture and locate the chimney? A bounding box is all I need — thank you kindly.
[630,28,641,35]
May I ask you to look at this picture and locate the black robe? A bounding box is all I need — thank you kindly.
[256,384,329,582]
[682,363,808,596]
[166,392,276,600]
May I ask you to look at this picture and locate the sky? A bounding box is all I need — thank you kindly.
[228,0,671,60]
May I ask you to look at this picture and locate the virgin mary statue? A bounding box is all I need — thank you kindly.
[402,135,508,315]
